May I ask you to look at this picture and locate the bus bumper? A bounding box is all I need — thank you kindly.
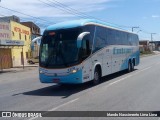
[39,70,83,84]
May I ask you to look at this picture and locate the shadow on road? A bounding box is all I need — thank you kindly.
[18,69,137,98]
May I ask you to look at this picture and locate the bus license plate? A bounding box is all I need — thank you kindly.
[53,79,60,83]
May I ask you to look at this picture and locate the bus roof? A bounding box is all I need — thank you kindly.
[46,19,134,34]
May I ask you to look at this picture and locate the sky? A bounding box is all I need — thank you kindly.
[0,0,160,41]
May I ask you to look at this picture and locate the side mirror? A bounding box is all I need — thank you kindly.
[77,32,90,48]
[32,36,42,46]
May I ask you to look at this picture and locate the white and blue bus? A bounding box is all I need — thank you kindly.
[39,19,140,84]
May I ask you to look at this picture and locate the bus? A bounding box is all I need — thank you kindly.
[39,19,140,85]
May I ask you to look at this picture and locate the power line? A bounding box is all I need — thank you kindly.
[0,5,55,24]
[0,1,134,30]
[38,0,87,19]
[140,29,151,34]
[1,2,157,38]
[39,0,132,29]
[0,14,49,28]
[47,0,92,19]
[140,28,158,39]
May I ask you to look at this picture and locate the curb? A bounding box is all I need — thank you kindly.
[0,66,38,74]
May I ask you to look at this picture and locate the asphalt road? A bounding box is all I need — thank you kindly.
[0,54,160,120]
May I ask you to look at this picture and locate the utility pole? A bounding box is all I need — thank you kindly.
[132,27,139,32]
[151,33,156,51]
[22,47,24,69]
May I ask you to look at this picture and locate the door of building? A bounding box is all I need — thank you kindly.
[0,48,12,69]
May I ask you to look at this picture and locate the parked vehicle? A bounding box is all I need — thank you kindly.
[27,56,39,64]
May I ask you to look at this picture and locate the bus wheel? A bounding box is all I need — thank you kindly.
[131,60,134,71]
[93,68,101,85]
[127,61,132,73]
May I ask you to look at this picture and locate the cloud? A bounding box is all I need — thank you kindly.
[142,16,147,19]
[152,15,160,18]
[0,0,112,19]
[0,0,117,32]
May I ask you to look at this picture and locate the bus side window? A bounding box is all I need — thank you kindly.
[81,39,91,59]
[86,39,91,55]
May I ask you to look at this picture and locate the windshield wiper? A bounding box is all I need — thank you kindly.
[58,44,68,67]
[45,48,55,67]
[45,42,68,68]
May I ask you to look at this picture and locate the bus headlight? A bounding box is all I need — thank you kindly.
[72,69,77,73]
[39,70,43,74]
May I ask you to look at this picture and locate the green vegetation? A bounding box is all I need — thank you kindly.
[140,51,154,56]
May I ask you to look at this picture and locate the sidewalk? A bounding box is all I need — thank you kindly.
[153,51,160,54]
[140,51,160,58]
[0,64,39,74]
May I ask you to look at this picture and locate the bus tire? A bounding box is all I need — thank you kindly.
[93,67,101,85]
[131,60,134,71]
[127,61,132,73]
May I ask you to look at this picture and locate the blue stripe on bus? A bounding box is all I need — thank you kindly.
[39,70,83,84]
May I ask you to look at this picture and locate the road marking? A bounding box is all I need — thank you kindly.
[109,75,132,86]
[28,98,79,120]
[49,98,79,111]
[108,66,152,87]
[134,66,152,74]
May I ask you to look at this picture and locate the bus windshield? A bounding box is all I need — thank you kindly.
[40,28,82,68]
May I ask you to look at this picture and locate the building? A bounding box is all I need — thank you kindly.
[139,40,160,51]
[0,22,13,69]
[21,22,41,58]
[21,22,41,40]
[0,15,20,23]
[10,21,31,67]
[0,16,31,69]
[139,40,150,52]
[149,41,160,51]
